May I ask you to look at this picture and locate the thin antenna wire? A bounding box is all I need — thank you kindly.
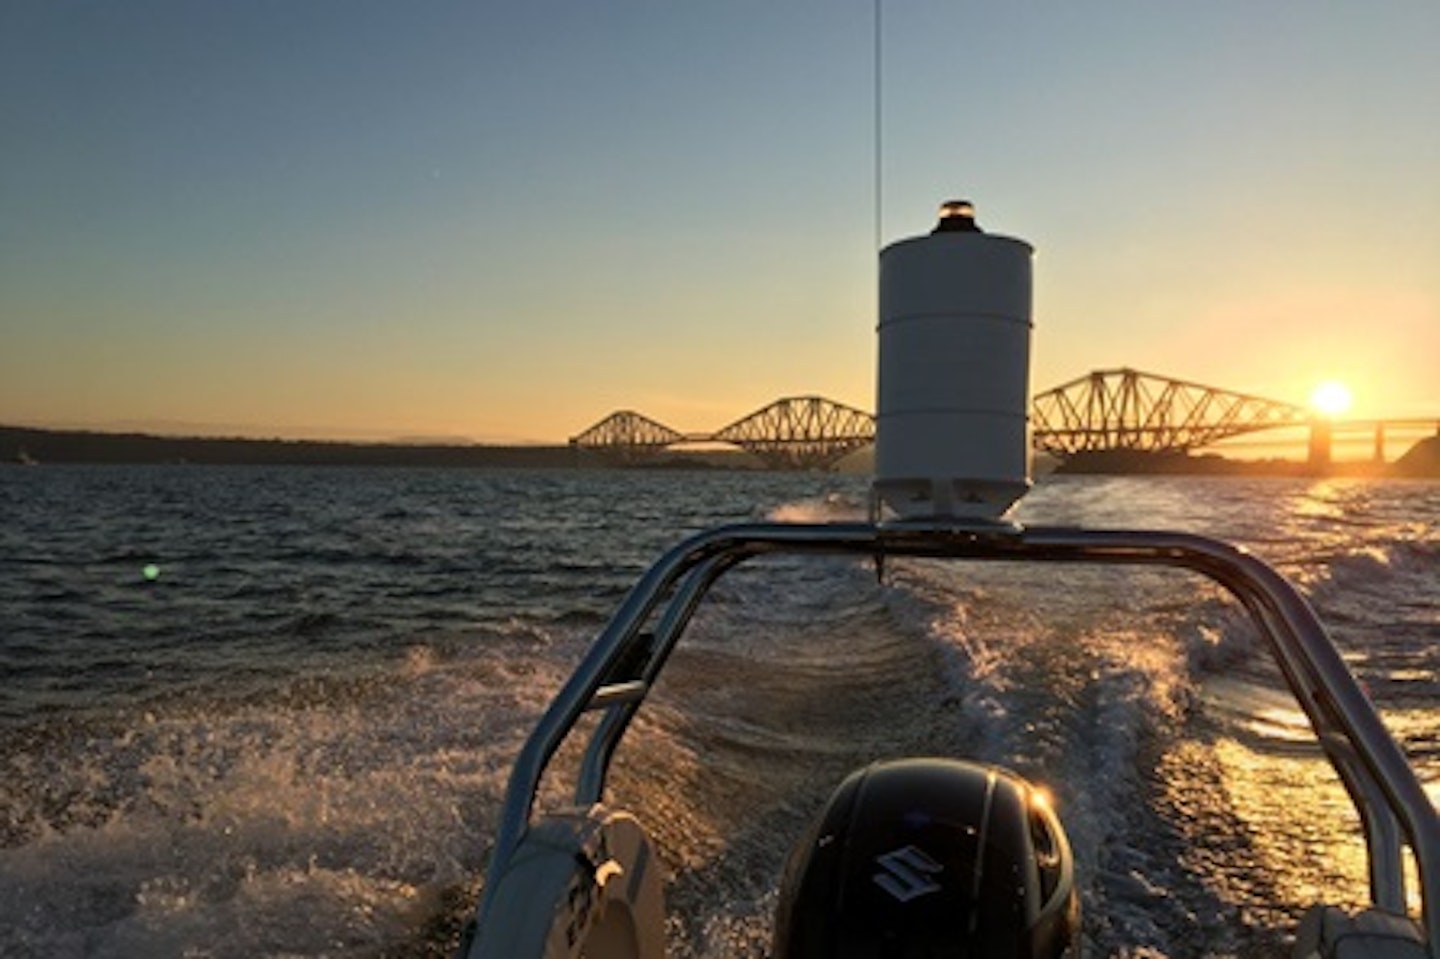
[873,0,883,253]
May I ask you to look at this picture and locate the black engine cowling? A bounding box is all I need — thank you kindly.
[773,758,1079,958]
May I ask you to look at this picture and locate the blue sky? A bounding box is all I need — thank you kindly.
[3,2,1437,442]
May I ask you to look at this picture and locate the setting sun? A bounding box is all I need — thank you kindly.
[1310,380,1354,417]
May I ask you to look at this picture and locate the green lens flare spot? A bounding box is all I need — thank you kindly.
[142,564,161,581]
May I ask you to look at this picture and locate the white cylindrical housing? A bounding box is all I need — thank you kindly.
[874,211,1033,519]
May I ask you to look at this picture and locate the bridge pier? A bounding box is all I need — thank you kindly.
[1308,420,1332,472]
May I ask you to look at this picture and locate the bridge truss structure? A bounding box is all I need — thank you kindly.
[572,370,1326,468]
[572,396,874,469]
[1031,368,1310,456]
[569,411,686,464]
[712,396,875,469]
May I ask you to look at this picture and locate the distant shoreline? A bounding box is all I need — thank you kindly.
[2,424,572,468]
[3,425,1437,477]
[0,425,758,470]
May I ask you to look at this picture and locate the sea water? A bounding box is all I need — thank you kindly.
[1,466,1436,958]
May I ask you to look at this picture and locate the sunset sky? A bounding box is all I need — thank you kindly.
[3,2,1437,443]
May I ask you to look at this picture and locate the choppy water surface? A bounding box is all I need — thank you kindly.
[1,466,1436,957]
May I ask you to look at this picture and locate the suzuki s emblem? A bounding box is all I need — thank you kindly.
[872,844,944,902]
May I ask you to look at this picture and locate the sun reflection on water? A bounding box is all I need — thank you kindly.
[1211,736,1370,913]
[1170,677,1377,925]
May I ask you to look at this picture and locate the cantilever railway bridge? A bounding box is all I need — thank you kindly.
[571,368,1435,470]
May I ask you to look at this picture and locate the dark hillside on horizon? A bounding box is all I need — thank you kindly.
[1393,435,1440,477]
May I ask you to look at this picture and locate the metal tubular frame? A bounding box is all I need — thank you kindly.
[476,521,1439,954]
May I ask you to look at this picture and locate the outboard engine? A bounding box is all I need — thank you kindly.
[774,758,1079,958]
